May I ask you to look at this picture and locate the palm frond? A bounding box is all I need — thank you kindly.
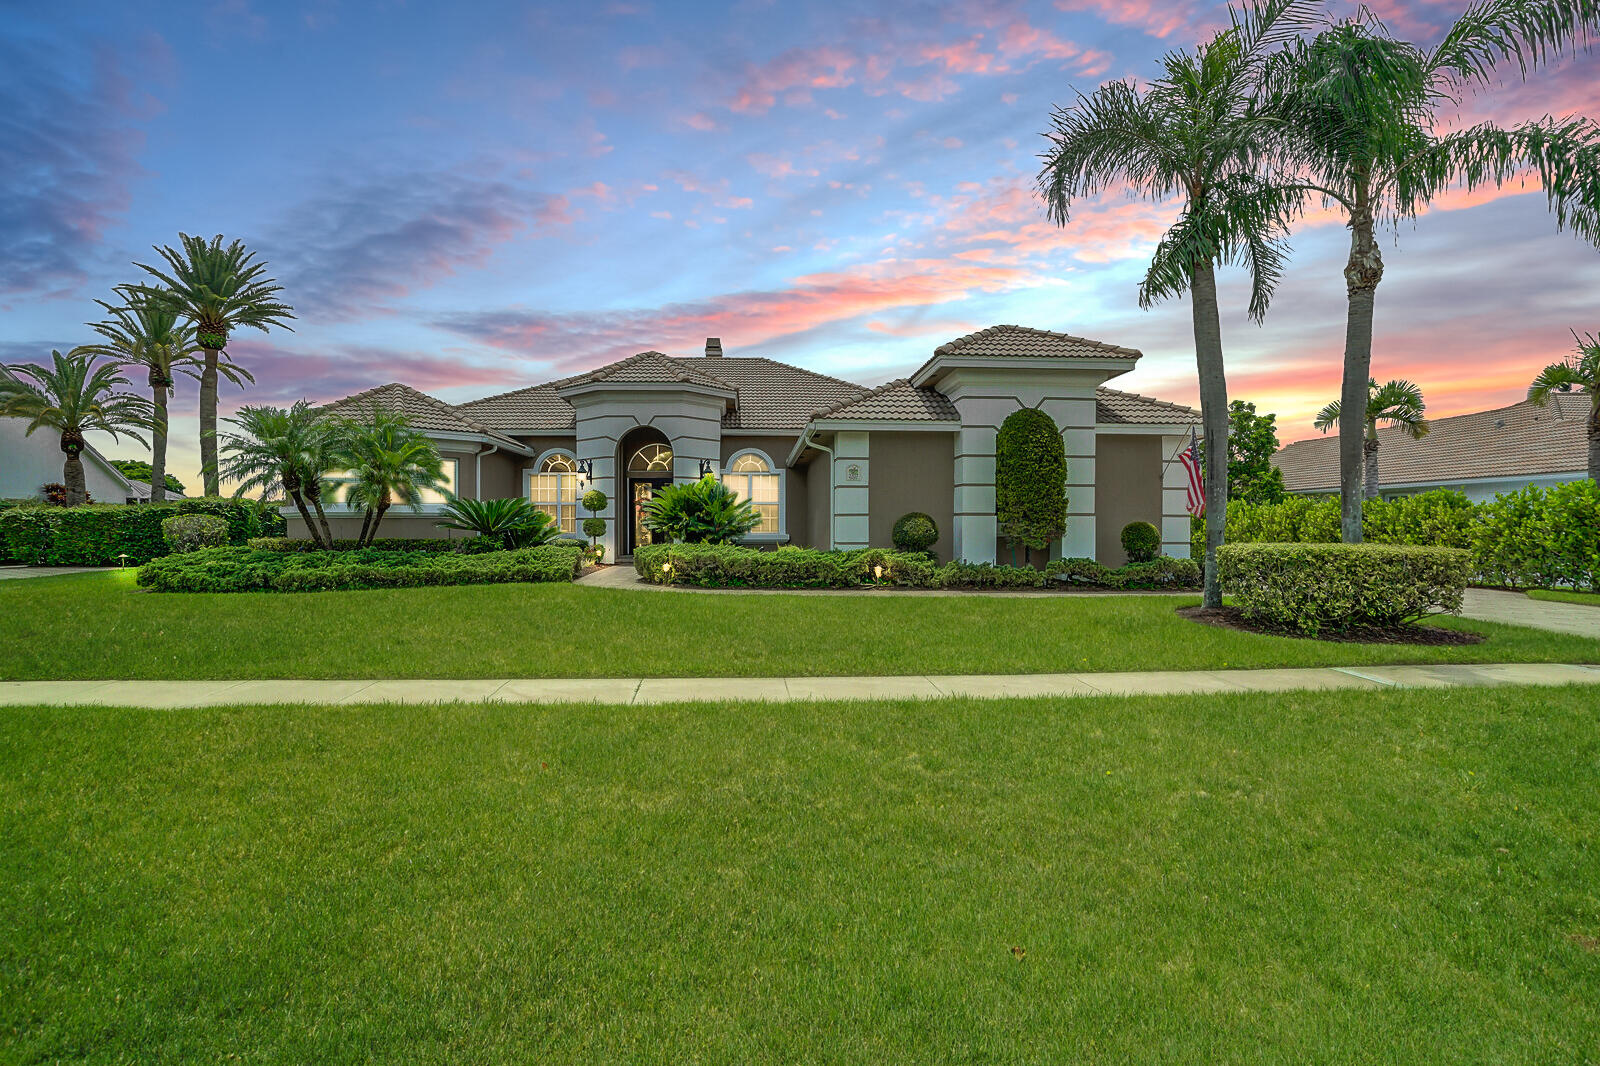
[1426,0,1600,90]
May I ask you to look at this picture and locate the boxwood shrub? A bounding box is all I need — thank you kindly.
[1218,542,1471,633]
[162,514,230,553]
[136,543,584,593]
[1120,521,1160,563]
[891,512,939,553]
[0,498,262,566]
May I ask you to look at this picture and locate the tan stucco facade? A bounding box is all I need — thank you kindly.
[1093,434,1163,566]
[866,431,956,562]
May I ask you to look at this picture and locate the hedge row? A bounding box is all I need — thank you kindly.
[1218,543,1472,634]
[136,543,584,593]
[633,543,1201,590]
[0,499,273,566]
[246,536,463,553]
[1194,482,1600,590]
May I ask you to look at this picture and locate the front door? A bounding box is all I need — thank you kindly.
[627,477,671,556]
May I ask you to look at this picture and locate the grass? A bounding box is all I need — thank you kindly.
[4,687,1599,1063]
[0,570,1596,680]
[1529,588,1600,608]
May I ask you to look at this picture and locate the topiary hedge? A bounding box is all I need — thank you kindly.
[1120,521,1160,563]
[0,498,263,566]
[246,536,463,553]
[995,408,1067,550]
[1218,542,1471,633]
[136,543,584,593]
[891,511,939,553]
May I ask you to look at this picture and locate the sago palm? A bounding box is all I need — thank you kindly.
[0,350,155,506]
[1272,3,1600,541]
[1314,377,1429,499]
[136,234,295,496]
[334,408,445,546]
[437,496,563,549]
[1038,0,1315,606]
[78,287,203,504]
[1528,330,1600,482]
[218,402,335,548]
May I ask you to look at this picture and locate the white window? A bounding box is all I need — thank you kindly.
[722,451,781,532]
[529,452,579,533]
[419,458,458,506]
[627,443,673,473]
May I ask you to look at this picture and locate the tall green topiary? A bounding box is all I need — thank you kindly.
[995,407,1067,551]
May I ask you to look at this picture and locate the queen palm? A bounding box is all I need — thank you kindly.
[217,402,335,548]
[1314,377,1429,499]
[0,350,155,507]
[1038,0,1313,607]
[78,287,203,503]
[1529,330,1600,482]
[1273,5,1600,541]
[137,234,295,497]
[334,408,445,546]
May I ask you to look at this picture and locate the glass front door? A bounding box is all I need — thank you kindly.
[629,478,669,555]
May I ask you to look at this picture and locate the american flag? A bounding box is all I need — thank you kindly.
[1178,430,1205,516]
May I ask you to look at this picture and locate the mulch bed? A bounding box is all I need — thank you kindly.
[1178,605,1485,646]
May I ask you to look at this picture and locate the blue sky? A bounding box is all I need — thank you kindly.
[3,0,1597,489]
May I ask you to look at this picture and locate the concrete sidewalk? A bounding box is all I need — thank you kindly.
[2,662,1597,708]
[1459,588,1600,638]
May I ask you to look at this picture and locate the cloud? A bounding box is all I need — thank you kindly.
[215,339,528,406]
[1052,0,1219,40]
[727,46,857,114]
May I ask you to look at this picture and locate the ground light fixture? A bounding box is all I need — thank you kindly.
[117,553,128,568]
[873,564,884,581]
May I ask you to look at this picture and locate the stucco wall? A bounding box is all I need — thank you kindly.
[867,431,956,562]
[804,452,829,549]
[1093,434,1162,566]
[285,512,475,541]
[0,418,133,502]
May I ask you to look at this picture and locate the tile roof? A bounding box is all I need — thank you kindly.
[812,379,959,422]
[319,382,527,449]
[567,350,734,390]
[456,382,577,430]
[1095,387,1200,426]
[1274,393,1590,492]
[681,356,866,428]
[932,324,1142,360]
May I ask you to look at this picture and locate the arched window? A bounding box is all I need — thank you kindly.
[722,451,780,532]
[628,443,673,473]
[529,452,578,532]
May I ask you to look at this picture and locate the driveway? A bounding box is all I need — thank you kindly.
[1459,588,1600,639]
[0,566,111,581]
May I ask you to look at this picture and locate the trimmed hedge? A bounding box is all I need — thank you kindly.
[162,514,230,553]
[0,498,263,566]
[995,408,1067,549]
[246,536,463,553]
[136,543,584,593]
[1120,521,1160,563]
[633,543,1201,591]
[891,512,939,553]
[1218,543,1471,633]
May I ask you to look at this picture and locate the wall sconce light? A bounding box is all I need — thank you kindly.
[698,458,715,477]
[576,458,594,483]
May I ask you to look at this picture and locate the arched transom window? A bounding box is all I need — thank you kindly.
[722,451,780,531]
[530,452,578,532]
[628,443,673,473]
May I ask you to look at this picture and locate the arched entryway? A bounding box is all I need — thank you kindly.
[617,426,673,556]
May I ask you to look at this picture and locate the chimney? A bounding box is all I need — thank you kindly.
[704,337,723,358]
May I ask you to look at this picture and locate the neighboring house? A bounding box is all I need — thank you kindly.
[305,325,1202,565]
[0,370,146,504]
[1274,393,1590,502]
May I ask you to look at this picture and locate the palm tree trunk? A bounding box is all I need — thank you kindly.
[308,487,335,548]
[1589,404,1600,484]
[199,347,221,497]
[149,378,169,505]
[1339,187,1383,543]
[357,508,375,547]
[289,491,323,549]
[1190,260,1230,609]
[366,498,391,546]
[61,440,88,508]
[1363,434,1380,501]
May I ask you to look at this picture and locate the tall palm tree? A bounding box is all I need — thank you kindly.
[1274,4,1600,541]
[136,234,295,497]
[334,408,445,546]
[78,287,202,504]
[0,350,155,506]
[1529,330,1600,482]
[1038,0,1314,606]
[1314,377,1429,499]
[217,402,335,548]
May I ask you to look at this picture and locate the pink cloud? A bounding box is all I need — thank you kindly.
[727,46,856,114]
[1053,0,1218,40]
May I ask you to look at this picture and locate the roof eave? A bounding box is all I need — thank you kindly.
[909,355,1137,388]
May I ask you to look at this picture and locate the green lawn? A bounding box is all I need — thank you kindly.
[5,687,1599,1063]
[1529,588,1600,608]
[0,570,1595,680]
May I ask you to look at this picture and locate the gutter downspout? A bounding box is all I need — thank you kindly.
[474,443,497,499]
[799,426,834,551]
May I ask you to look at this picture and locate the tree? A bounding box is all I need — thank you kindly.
[217,402,335,548]
[1529,330,1600,482]
[334,408,446,546]
[994,407,1068,564]
[1273,5,1600,542]
[1314,378,1429,498]
[1198,400,1286,504]
[1038,0,1313,606]
[79,287,202,504]
[109,459,185,496]
[136,234,295,496]
[0,350,155,506]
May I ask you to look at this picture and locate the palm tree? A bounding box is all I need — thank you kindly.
[1038,0,1314,606]
[217,402,335,548]
[0,350,155,506]
[136,234,295,497]
[1314,377,1429,499]
[1273,5,1600,541]
[1529,330,1600,482]
[334,408,445,546]
[78,287,203,504]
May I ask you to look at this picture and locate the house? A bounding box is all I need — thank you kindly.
[1274,393,1592,502]
[0,366,148,504]
[305,325,1202,565]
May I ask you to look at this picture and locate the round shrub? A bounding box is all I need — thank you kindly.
[995,408,1067,550]
[1120,521,1160,563]
[582,516,607,539]
[582,489,607,513]
[891,511,939,553]
[161,514,230,553]
[1218,542,1470,633]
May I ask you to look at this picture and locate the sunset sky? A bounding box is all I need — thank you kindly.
[4,0,1597,490]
